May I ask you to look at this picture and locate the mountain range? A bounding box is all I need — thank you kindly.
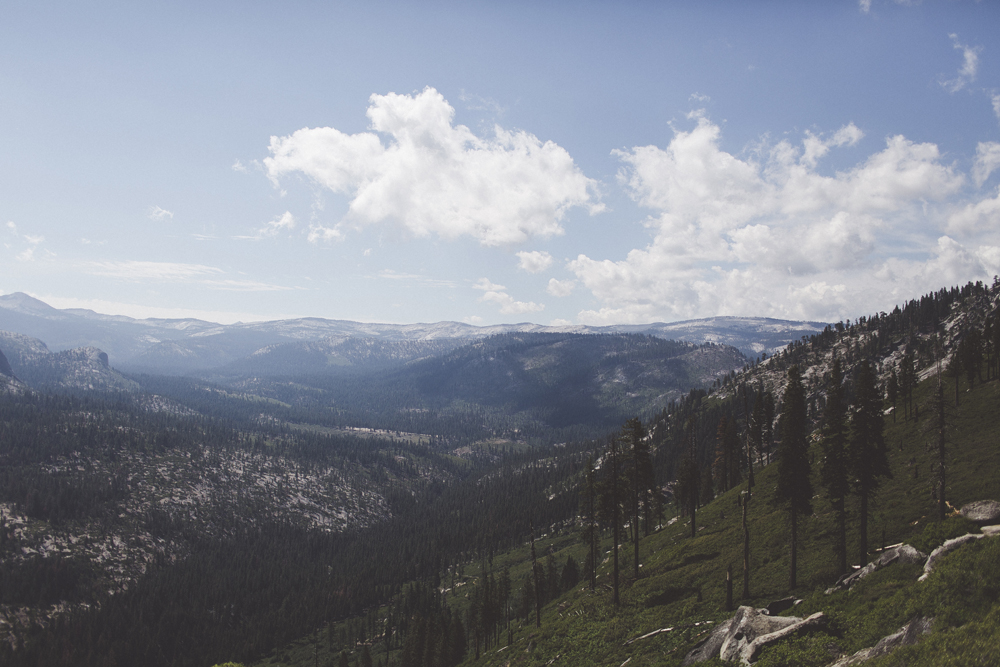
[0,292,825,375]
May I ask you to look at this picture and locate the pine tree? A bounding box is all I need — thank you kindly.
[776,365,812,590]
[762,391,775,464]
[598,434,625,606]
[581,455,598,591]
[886,369,898,423]
[934,367,948,521]
[622,417,651,580]
[820,357,849,576]
[848,360,891,567]
[675,416,701,539]
[749,391,765,467]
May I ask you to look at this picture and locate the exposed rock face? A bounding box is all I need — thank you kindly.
[826,544,927,594]
[0,348,13,377]
[960,500,1000,524]
[919,534,984,582]
[681,605,827,666]
[830,617,934,666]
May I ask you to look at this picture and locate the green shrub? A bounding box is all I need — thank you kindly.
[908,516,979,554]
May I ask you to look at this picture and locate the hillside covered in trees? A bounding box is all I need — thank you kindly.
[1,280,999,666]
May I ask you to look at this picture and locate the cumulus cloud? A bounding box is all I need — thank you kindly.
[516,250,554,273]
[473,278,544,315]
[973,142,1000,187]
[570,114,979,324]
[307,224,343,244]
[948,186,1000,235]
[546,278,575,297]
[264,87,601,246]
[941,34,980,93]
[148,205,174,221]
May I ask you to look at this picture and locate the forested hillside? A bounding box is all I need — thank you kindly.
[233,279,1000,667]
[1,281,998,667]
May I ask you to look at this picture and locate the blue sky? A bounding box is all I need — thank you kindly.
[2,1,999,326]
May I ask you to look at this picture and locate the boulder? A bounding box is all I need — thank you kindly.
[830,617,933,666]
[764,596,800,615]
[826,544,927,594]
[918,533,983,582]
[741,612,827,664]
[682,605,827,666]
[960,500,1000,525]
[981,525,1000,537]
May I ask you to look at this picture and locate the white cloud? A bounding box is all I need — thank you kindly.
[148,205,174,221]
[378,270,456,288]
[941,34,980,93]
[232,159,248,173]
[546,278,575,297]
[973,142,1000,187]
[235,211,297,241]
[993,93,1000,124]
[516,250,554,273]
[16,248,36,262]
[689,92,711,103]
[859,0,871,13]
[549,318,573,326]
[85,261,224,281]
[801,123,863,167]
[570,114,977,323]
[264,87,601,246]
[6,221,16,235]
[473,278,506,292]
[307,224,343,244]
[473,277,544,315]
[948,186,1000,234]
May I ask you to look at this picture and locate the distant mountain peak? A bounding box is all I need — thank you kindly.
[0,292,65,316]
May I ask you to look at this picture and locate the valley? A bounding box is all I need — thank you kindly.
[0,283,997,666]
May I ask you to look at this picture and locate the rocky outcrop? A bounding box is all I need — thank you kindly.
[764,596,800,615]
[0,348,13,377]
[960,500,1000,525]
[681,605,827,666]
[826,544,927,594]
[918,534,984,582]
[830,617,933,666]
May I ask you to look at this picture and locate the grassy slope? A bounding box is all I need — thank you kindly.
[249,372,1000,667]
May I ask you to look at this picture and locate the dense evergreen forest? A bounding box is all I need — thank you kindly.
[1,280,999,666]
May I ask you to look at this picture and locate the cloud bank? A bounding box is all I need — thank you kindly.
[265,87,601,246]
[569,114,999,324]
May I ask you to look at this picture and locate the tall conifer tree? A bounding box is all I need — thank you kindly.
[848,360,891,566]
[820,356,849,575]
[776,365,812,590]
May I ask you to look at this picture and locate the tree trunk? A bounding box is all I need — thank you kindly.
[789,507,797,590]
[530,522,541,628]
[741,492,751,599]
[859,488,869,567]
[837,492,847,576]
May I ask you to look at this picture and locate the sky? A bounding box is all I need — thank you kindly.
[2,1,1000,326]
